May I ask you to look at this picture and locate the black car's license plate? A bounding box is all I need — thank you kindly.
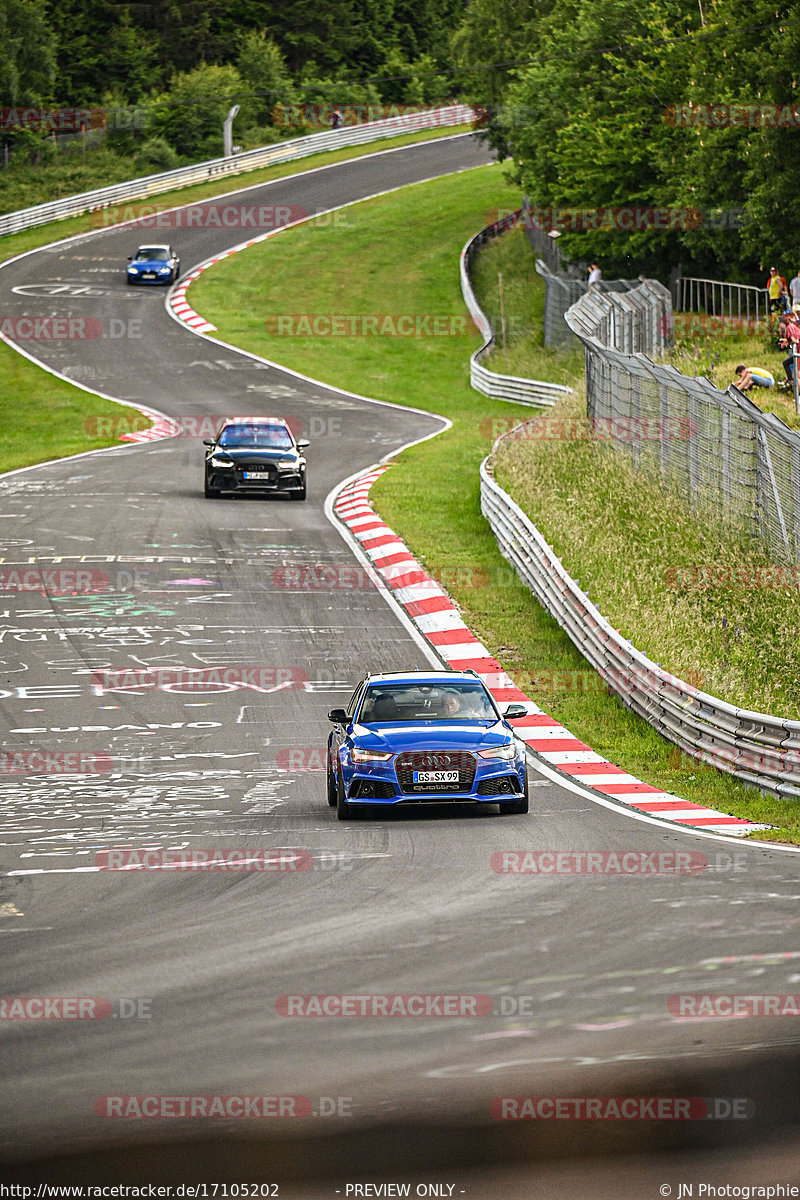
[243,471,272,480]
[413,770,459,784]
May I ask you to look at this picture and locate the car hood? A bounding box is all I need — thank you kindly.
[350,721,512,753]
[207,448,300,463]
[130,259,172,269]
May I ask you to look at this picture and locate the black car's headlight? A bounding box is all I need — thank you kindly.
[351,747,393,763]
[477,743,517,760]
[209,456,234,469]
[277,460,297,472]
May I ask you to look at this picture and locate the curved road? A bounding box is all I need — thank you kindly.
[1,134,800,1191]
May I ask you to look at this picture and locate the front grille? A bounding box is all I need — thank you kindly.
[348,779,396,800]
[238,463,276,480]
[476,775,522,797]
[395,750,476,794]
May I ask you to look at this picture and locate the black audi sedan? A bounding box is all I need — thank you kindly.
[203,417,309,500]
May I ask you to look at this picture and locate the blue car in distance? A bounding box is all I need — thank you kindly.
[327,671,529,820]
[126,244,180,285]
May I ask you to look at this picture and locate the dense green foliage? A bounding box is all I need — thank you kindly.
[1,0,795,282]
[0,0,463,185]
[457,0,799,282]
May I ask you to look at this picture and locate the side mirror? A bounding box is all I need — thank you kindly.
[503,703,527,720]
[297,438,310,449]
[203,440,215,448]
[127,255,132,261]
[328,708,349,724]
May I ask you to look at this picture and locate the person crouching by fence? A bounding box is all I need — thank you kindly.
[733,365,775,392]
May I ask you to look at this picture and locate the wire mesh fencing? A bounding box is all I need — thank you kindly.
[565,283,800,566]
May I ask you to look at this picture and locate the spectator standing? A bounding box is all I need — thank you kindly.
[790,269,800,307]
[779,309,800,381]
[330,108,342,129]
[587,262,601,290]
[767,266,784,313]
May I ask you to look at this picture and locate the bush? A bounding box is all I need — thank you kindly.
[133,137,181,172]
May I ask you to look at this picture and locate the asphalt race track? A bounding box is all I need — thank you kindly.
[1,134,800,1194]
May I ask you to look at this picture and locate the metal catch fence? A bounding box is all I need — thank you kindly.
[564,284,800,565]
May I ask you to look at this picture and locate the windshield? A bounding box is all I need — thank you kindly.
[135,247,170,261]
[218,425,294,449]
[357,681,498,723]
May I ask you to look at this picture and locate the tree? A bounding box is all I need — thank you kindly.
[236,29,294,124]
[148,62,246,159]
[0,0,56,106]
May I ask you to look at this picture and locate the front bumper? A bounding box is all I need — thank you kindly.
[342,755,526,805]
[127,273,173,285]
[206,470,304,494]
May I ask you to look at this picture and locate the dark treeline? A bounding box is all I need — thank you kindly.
[455,0,800,282]
[1,0,797,281]
[0,0,462,171]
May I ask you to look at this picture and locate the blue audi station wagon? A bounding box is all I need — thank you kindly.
[327,671,529,819]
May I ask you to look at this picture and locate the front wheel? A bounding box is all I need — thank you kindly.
[290,479,307,501]
[327,750,337,807]
[499,769,529,815]
[336,765,360,820]
[204,476,221,498]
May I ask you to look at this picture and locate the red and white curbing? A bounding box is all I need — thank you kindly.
[168,241,262,334]
[334,466,769,837]
[118,413,181,443]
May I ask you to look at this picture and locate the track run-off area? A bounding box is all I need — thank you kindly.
[1,134,800,1191]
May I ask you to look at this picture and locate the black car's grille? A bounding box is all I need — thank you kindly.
[395,750,476,794]
[476,775,522,797]
[348,779,396,800]
[235,463,278,485]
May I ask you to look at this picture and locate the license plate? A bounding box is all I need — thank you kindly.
[413,770,459,784]
[142,272,155,279]
[243,471,271,480]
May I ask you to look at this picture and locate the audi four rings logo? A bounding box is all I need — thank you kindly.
[420,755,450,768]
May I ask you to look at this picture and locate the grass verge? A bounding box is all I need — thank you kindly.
[662,320,800,429]
[0,125,473,474]
[189,164,795,841]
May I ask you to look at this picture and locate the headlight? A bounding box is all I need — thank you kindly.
[477,742,517,760]
[351,747,393,762]
[158,266,171,274]
[209,456,234,468]
[127,267,138,273]
[277,460,297,471]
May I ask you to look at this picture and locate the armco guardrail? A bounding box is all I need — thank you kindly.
[0,105,476,238]
[460,210,571,408]
[481,425,800,799]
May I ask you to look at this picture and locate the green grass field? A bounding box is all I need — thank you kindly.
[189,164,794,842]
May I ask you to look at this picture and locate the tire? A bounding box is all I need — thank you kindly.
[290,479,307,501]
[126,277,134,286]
[327,749,337,807]
[336,764,359,820]
[499,769,529,815]
[204,476,221,498]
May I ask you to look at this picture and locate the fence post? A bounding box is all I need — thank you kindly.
[757,428,792,556]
